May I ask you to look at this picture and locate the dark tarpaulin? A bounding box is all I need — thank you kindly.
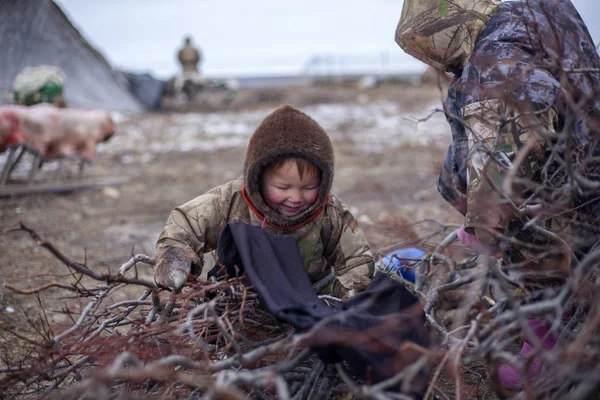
[0,0,142,112]
[123,72,165,110]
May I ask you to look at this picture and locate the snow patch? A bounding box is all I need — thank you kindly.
[100,102,449,156]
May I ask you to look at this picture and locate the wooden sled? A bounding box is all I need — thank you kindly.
[0,144,129,197]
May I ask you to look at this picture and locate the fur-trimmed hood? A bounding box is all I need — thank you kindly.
[243,104,334,228]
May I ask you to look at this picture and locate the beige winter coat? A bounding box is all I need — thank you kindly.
[157,177,373,298]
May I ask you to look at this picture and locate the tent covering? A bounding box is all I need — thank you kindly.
[0,0,143,112]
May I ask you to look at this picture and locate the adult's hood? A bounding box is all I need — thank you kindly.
[243,104,335,228]
[395,0,500,72]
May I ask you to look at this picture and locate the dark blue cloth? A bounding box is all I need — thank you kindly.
[216,222,430,397]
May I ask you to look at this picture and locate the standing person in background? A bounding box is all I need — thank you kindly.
[177,36,202,74]
[173,36,205,102]
[394,0,600,391]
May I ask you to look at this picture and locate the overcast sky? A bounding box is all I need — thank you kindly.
[54,0,600,79]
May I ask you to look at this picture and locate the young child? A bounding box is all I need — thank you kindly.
[153,104,374,298]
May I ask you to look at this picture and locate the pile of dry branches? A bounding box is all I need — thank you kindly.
[0,223,435,400]
[3,4,600,397]
[1,190,599,400]
[3,129,600,397]
[0,186,599,400]
[416,233,600,400]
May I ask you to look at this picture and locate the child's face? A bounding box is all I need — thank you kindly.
[261,159,321,217]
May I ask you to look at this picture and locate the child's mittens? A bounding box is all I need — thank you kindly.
[153,246,200,289]
[154,261,189,289]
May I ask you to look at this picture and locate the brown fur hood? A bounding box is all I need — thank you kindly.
[243,104,334,228]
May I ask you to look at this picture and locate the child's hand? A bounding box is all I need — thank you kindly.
[154,261,189,289]
[153,246,195,289]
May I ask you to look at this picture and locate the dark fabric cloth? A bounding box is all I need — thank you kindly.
[215,222,430,397]
[438,0,600,225]
[123,72,165,110]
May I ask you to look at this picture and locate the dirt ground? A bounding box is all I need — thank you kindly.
[0,82,495,398]
[0,82,461,294]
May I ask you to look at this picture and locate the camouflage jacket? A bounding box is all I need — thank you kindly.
[437,0,600,257]
[156,177,374,298]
